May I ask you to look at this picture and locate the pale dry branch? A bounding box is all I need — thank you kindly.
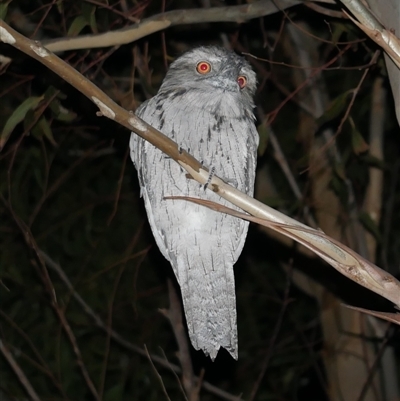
[166,197,400,313]
[41,0,302,53]
[340,0,400,68]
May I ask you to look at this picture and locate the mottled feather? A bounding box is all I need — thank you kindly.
[130,46,258,360]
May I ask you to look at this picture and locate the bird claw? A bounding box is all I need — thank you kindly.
[204,166,216,191]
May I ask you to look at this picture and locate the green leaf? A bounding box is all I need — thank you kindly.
[82,3,98,33]
[317,90,353,126]
[43,85,60,102]
[56,0,63,14]
[67,15,88,36]
[0,2,9,19]
[44,87,76,122]
[350,119,369,154]
[330,22,348,45]
[49,99,77,122]
[32,116,58,146]
[56,105,77,122]
[0,96,44,150]
[67,4,97,36]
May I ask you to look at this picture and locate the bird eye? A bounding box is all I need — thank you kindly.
[196,61,211,74]
[237,75,247,89]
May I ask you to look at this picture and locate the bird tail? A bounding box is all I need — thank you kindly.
[176,258,238,361]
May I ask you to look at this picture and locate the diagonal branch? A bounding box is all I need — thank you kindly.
[0,339,41,401]
[340,0,400,68]
[42,0,303,53]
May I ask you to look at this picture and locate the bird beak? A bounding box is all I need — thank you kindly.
[212,66,240,92]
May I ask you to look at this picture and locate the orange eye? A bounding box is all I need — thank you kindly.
[237,75,247,89]
[196,61,211,74]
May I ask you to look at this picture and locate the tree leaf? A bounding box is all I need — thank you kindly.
[317,90,353,126]
[0,96,44,150]
[350,121,369,155]
[67,15,88,36]
[32,116,58,146]
[82,3,98,33]
[49,99,77,122]
[0,2,9,19]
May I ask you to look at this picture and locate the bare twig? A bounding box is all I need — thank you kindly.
[335,50,380,137]
[0,339,41,401]
[107,146,129,225]
[340,0,400,68]
[304,1,345,18]
[53,297,100,400]
[0,311,67,396]
[249,264,293,401]
[161,280,197,401]
[144,345,172,401]
[159,348,189,401]
[41,0,302,53]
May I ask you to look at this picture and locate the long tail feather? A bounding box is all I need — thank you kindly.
[176,258,238,360]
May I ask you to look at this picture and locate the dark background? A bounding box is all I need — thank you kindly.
[0,1,399,400]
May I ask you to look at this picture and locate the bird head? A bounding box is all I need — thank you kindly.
[158,46,257,113]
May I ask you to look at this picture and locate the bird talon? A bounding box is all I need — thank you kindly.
[204,166,216,190]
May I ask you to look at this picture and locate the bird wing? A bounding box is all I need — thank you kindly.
[129,94,258,360]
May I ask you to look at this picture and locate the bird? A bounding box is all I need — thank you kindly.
[130,46,259,360]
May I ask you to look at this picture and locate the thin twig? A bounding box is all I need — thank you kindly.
[0,339,41,401]
[144,345,172,401]
[42,0,302,52]
[52,298,100,400]
[162,280,196,401]
[159,348,189,401]
[304,1,345,18]
[107,145,129,225]
[248,263,293,401]
[0,310,67,397]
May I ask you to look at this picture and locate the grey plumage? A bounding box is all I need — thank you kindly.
[130,46,258,360]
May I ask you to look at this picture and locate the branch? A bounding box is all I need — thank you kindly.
[161,280,197,401]
[340,0,400,68]
[0,339,41,401]
[166,197,400,314]
[41,0,302,53]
